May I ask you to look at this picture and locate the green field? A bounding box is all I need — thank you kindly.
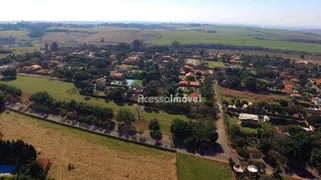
[151,31,321,53]
[207,61,225,68]
[0,75,189,134]
[177,153,233,180]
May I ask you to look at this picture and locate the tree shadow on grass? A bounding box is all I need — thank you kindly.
[0,77,16,82]
[284,163,315,179]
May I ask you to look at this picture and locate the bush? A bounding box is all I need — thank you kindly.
[250,148,263,159]
[84,96,91,101]
[139,136,148,143]
[237,148,250,159]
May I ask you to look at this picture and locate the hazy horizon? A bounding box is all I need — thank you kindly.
[1,0,321,29]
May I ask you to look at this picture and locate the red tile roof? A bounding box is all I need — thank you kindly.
[185,72,195,77]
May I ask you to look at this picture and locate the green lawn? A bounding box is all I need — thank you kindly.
[151,31,321,54]
[10,46,41,55]
[132,79,143,87]
[0,75,189,134]
[207,61,225,68]
[177,153,233,180]
[226,114,258,133]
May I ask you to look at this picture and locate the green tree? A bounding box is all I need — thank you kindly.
[16,161,46,180]
[50,42,59,51]
[150,130,163,144]
[0,91,5,113]
[116,108,135,125]
[131,40,143,51]
[307,114,321,126]
[149,119,160,131]
[1,68,17,77]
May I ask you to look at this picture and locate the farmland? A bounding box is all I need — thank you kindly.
[0,75,189,134]
[0,111,177,180]
[151,31,321,53]
[177,153,233,180]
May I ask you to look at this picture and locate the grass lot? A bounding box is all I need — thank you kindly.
[226,114,258,133]
[0,111,177,180]
[207,61,225,68]
[151,31,321,54]
[177,153,233,180]
[0,75,189,134]
[10,46,41,55]
[132,79,143,87]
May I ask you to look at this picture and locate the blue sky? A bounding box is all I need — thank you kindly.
[1,0,320,28]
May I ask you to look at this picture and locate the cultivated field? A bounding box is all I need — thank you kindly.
[0,75,189,134]
[42,30,160,45]
[177,153,233,180]
[0,111,177,180]
[151,30,321,53]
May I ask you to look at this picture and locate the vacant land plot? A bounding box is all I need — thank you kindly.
[151,31,321,54]
[177,153,233,180]
[220,86,284,103]
[0,112,177,180]
[0,75,189,134]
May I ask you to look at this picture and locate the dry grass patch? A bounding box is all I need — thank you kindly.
[0,111,177,180]
[220,87,284,102]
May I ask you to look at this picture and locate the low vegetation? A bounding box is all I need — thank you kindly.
[177,153,233,180]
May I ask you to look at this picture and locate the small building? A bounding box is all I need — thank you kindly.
[189,92,201,100]
[23,64,42,71]
[190,81,201,87]
[111,73,123,80]
[178,81,201,88]
[185,72,195,77]
[239,113,260,126]
[291,93,302,98]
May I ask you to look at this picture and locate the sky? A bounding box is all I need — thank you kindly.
[1,0,321,28]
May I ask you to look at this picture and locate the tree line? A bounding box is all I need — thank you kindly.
[29,92,115,131]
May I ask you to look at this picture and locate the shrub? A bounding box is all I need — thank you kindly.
[250,148,263,159]
[237,148,250,159]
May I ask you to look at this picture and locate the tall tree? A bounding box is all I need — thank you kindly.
[50,42,59,51]
[149,119,160,131]
[116,108,136,125]
[131,40,143,51]
[0,91,5,113]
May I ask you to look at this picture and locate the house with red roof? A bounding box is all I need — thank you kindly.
[111,73,123,80]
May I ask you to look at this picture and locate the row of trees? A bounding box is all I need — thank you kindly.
[29,92,115,131]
